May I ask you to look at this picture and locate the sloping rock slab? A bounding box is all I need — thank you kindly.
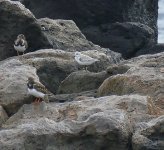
[0,0,51,60]
[0,105,8,127]
[58,71,108,94]
[0,58,38,115]
[98,52,164,109]
[132,116,164,150]
[1,94,155,150]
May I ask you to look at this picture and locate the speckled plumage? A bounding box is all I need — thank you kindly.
[27,77,49,103]
[14,34,28,55]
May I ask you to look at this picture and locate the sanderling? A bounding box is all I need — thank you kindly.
[75,51,99,70]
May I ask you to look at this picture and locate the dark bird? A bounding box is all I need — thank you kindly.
[14,34,28,56]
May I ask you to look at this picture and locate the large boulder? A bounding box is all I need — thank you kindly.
[1,94,159,150]
[132,116,164,150]
[135,43,164,56]
[98,52,164,109]
[18,0,158,57]
[0,0,52,61]
[82,22,155,58]
[0,105,8,127]
[0,49,119,115]
[58,70,108,94]
[0,0,116,61]
[37,18,102,52]
[0,57,41,115]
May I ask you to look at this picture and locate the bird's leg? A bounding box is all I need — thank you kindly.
[17,51,19,56]
[34,98,38,104]
[37,98,41,103]
[85,66,88,71]
[21,53,24,60]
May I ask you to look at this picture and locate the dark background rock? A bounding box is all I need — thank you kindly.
[135,43,164,56]
[0,0,52,61]
[82,22,155,58]
[16,0,158,58]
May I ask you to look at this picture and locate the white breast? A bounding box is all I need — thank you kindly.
[28,88,45,98]
[14,45,26,52]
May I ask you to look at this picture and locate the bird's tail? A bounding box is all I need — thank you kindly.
[95,59,100,62]
[44,94,49,103]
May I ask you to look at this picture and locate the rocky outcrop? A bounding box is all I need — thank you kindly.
[37,18,102,52]
[98,52,164,109]
[0,0,111,61]
[0,49,118,115]
[18,0,158,58]
[0,105,8,127]
[58,71,108,94]
[135,43,164,56]
[132,116,164,150]
[0,0,52,61]
[1,95,161,150]
[82,22,155,58]
[0,58,38,115]
[0,1,163,150]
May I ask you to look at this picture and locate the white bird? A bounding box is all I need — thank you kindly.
[75,51,99,70]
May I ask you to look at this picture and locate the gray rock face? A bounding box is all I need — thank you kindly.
[0,1,163,149]
[0,105,8,127]
[37,18,102,52]
[1,0,113,61]
[18,0,158,57]
[135,43,164,56]
[0,49,118,115]
[1,95,156,150]
[98,52,164,109]
[82,22,155,58]
[0,58,38,115]
[58,71,108,94]
[132,116,164,150]
[0,0,52,61]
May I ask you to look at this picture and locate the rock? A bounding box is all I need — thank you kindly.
[1,94,155,150]
[132,116,164,150]
[49,90,97,103]
[98,52,164,109]
[20,0,158,49]
[18,0,158,58]
[0,0,117,61]
[0,0,52,61]
[0,49,118,115]
[37,18,102,51]
[0,58,39,115]
[82,22,155,58]
[0,105,8,127]
[107,64,130,75]
[23,49,114,93]
[58,70,108,94]
[135,43,164,56]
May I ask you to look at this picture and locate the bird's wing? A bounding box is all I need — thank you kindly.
[14,39,20,46]
[79,54,95,62]
[33,82,49,94]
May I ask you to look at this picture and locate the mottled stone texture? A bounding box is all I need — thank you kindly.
[19,0,158,57]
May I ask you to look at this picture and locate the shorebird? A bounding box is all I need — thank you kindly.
[27,77,49,104]
[14,34,28,56]
[75,51,99,70]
